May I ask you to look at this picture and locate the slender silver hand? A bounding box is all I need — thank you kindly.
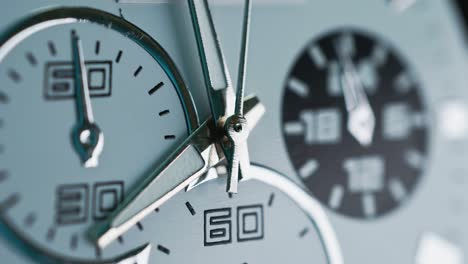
[189,0,254,193]
[90,96,264,248]
[336,43,375,147]
[234,0,251,117]
[71,30,104,167]
[188,0,235,122]
[224,0,252,193]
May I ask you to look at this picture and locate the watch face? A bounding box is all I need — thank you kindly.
[0,1,468,264]
[282,29,428,219]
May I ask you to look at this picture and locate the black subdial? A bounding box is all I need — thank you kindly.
[282,29,428,219]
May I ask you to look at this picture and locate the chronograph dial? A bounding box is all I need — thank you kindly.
[282,29,428,219]
[0,8,197,262]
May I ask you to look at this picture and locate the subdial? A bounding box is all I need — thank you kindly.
[0,8,197,263]
[282,29,428,219]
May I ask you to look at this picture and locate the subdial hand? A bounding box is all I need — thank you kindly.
[70,30,104,168]
[336,41,375,147]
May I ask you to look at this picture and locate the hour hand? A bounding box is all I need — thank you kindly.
[90,119,217,248]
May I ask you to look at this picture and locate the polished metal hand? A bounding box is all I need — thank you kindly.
[224,0,252,193]
[189,0,253,193]
[90,96,265,248]
[70,31,104,167]
[114,244,151,264]
[188,0,235,122]
[336,42,375,147]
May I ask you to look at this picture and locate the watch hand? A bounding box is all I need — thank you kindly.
[233,0,251,117]
[189,0,255,193]
[90,96,264,248]
[336,42,375,147]
[224,0,252,193]
[188,0,235,122]
[70,30,104,167]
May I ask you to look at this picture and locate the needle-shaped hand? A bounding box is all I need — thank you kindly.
[89,96,265,248]
[189,0,253,193]
[188,0,235,122]
[224,0,252,193]
[336,41,375,147]
[71,31,104,167]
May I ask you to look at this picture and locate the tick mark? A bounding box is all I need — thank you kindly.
[329,185,344,210]
[228,193,233,199]
[185,201,196,216]
[95,245,102,259]
[26,52,37,66]
[157,245,170,255]
[164,135,176,140]
[288,77,309,98]
[118,236,124,244]
[115,50,123,63]
[0,193,20,212]
[0,92,8,104]
[24,212,36,227]
[0,170,8,183]
[46,227,56,242]
[95,41,101,55]
[48,41,57,56]
[154,208,159,213]
[134,66,143,77]
[159,110,170,117]
[268,193,275,207]
[299,227,309,238]
[148,82,164,95]
[136,222,144,231]
[70,234,78,250]
[8,69,21,83]
[119,8,125,19]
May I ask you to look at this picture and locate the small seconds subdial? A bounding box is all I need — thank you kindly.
[0,8,197,263]
[282,29,428,219]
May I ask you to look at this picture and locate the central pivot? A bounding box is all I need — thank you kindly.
[224,115,250,193]
[225,115,248,139]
